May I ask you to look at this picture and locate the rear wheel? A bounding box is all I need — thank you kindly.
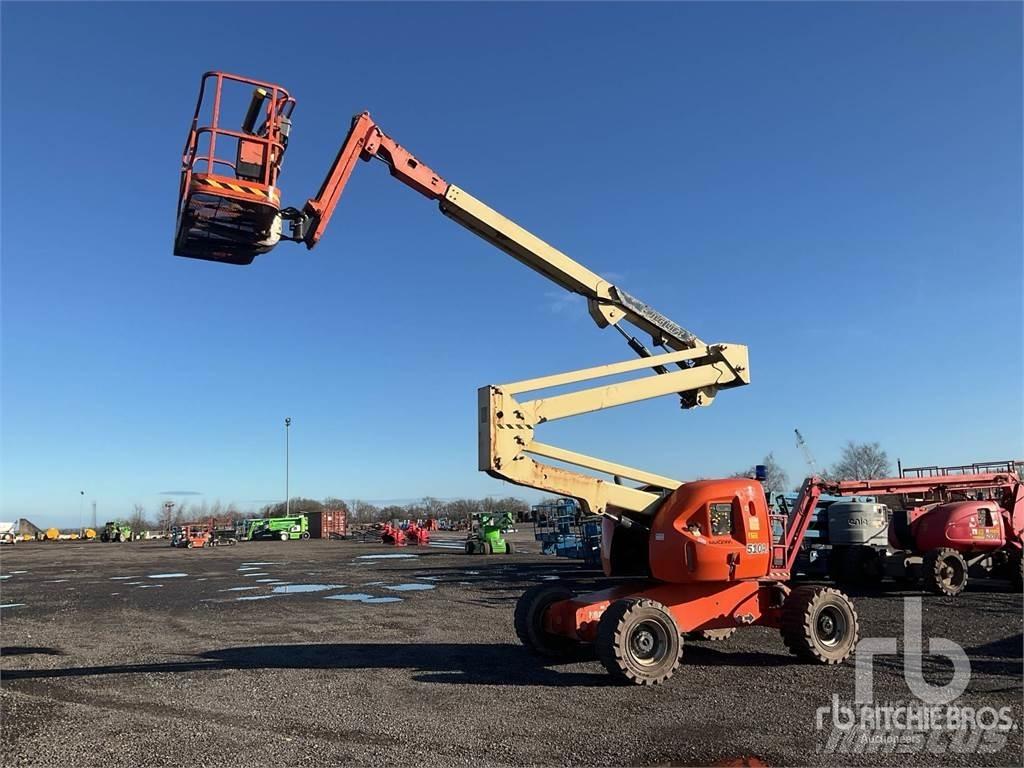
[279,532,289,542]
[781,585,859,664]
[300,532,310,540]
[596,598,682,685]
[505,540,515,555]
[923,548,968,597]
[483,541,493,555]
[514,583,580,658]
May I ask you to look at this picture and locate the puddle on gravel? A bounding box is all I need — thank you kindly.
[355,554,418,560]
[0,576,10,580]
[361,581,386,586]
[385,583,435,592]
[126,582,145,586]
[241,562,281,566]
[11,571,27,574]
[325,593,402,604]
[46,579,69,583]
[540,575,560,581]
[110,593,120,596]
[242,572,270,577]
[272,584,344,594]
[220,586,259,592]
[0,603,26,609]
[254,578,281,583]
[148,573,187,579]
[236,595,277,601]
[109,576,140,580]
[137,584,163,589]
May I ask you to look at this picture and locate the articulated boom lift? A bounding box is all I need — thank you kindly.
[176,72,859,684]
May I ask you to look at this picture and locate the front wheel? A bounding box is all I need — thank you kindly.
[505,541,515,555]
[514,583,580,658]
[781,585,859,664]
[596,598,682,685]
[923,548,968,597]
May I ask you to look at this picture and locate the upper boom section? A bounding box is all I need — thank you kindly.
[295,112,707,355]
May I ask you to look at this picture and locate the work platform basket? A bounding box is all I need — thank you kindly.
[174,72,294,265]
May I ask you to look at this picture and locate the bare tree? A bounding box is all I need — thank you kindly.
[157,501,176,532]
[128,504,150,537]
[734,452,790,494]
[378,505,405,523]
[830,441,891,481]
[349,500,381,523]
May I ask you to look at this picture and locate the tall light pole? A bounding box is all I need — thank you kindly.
[79,490,84,536]
[285,417,291,517]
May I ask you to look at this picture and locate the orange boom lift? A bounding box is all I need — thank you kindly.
[174,73,860,684]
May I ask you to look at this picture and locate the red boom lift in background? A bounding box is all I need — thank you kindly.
[826,470,1023,596]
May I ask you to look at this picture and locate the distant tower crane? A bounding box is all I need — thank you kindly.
[794,429,818,474]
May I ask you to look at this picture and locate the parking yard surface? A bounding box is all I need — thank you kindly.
[1,536,1021,767]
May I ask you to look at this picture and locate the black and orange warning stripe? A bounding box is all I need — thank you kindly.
[192,176,280,203]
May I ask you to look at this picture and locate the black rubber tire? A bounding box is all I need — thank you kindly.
[689,628,737,642]
[100,533,110,543]
[514,583,580,658]
[505,540,515,555]
[300,533,310,540]
[923,548,968,597]
[279,532,289,542]
[780,585,859,664]
[483,541,493,555]
[1009,550,1023,593]
[464,541,474,554]
[186,541,193,549]
[596,598,682,685]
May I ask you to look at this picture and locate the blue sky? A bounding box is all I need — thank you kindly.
[2,2,1021,527]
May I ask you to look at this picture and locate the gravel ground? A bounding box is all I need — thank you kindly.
[0,535,1020,767]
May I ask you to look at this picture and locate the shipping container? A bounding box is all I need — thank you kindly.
[308,508,349,539]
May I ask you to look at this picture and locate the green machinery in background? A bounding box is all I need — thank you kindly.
[465,511,516,555]
[99,521,134,542]
[243,514,310,541]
